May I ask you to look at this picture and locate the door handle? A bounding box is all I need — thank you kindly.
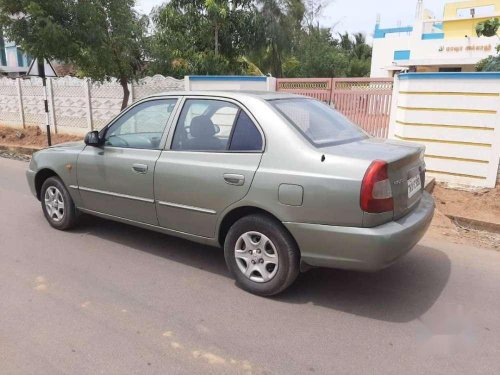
[132,163,148,174]
[223,173,245,186]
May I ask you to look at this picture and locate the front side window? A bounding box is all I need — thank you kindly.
[104,99,177,149]
[270,98,367,147]
[172,99,263,152]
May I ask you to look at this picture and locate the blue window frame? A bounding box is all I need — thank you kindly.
[17,47,26,67]
[0,49,6,66]
[0,35,6,66]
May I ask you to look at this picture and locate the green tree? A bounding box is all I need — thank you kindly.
[149,0,371,78]
[351,32,372,60]
[288,28,371,78]
[251,0,305,77]
[287,26,348,77]
[0,1,77,62]
[149,0,258,77]
[475,17,500,38]
[475,17,500,72]
[336,31,353,51]
[276,1,371,78]
[334,31,372,77]
[303,0,332,27]
[347,32,372,76]
[205,0,228,56]
[476,55,500,71]
[0,0,148,109]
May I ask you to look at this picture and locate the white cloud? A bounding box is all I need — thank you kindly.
[135,0,165,15]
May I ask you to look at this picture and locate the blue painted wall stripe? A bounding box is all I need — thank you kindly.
[189,76,267,82]
[374,26,413,39]
[394,50,411,60]
[422,33,445,40]
[399,72,500,80]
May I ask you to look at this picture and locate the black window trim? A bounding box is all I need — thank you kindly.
[227,109,265,152]
[167,97,265,154]
[226,108,242,151]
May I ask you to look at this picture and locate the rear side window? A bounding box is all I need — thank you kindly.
[270,98,367,147]
[171,98,263,152]
[229,111,263,151]
[172,99,239,151]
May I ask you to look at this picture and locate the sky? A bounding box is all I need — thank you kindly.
[135,0,451,40]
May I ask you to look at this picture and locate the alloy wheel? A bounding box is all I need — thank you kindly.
[234,231,279,283]
[44,186,65,223]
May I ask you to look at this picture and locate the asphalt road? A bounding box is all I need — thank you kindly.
[1,156,500,375]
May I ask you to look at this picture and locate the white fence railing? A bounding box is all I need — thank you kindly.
[0,75,277,135]
[0,75,185,134]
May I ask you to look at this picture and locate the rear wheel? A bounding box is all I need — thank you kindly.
[41,176,80,230]
[224,214,300,296]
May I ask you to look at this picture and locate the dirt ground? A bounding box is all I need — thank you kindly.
[0,125,82,148]
[433,184,500,225]
[428,184,500,250]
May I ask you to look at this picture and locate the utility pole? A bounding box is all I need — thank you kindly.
[37,58,51,146]
[26,57,57,146]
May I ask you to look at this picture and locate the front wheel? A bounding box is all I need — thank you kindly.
[224,214,300,296]
[41,176,80,230]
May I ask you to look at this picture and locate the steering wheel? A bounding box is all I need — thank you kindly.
[106,135,129,147]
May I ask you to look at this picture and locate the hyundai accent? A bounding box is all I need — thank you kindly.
[27,91,435,295]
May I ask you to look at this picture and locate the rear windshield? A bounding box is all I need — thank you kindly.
[270,98,367,147]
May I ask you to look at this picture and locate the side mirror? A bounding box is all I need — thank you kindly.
[84,131,101,146]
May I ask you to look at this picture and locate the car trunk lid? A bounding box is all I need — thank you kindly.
[385,143,426,219]
[321,138,426,221]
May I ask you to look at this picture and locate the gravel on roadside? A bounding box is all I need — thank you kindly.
[0,150,31,162]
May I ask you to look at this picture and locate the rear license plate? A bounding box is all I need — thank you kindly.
[408,174,422,199]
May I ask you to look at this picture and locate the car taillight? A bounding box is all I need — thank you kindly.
[360,160,394,213]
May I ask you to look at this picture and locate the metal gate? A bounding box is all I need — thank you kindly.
[276,77,394,138]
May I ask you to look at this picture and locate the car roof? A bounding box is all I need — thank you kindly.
[150,90,304,101]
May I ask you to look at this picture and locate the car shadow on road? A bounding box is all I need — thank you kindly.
[75,216,451,323]
[276,245,451,323]
[75,215,230,275]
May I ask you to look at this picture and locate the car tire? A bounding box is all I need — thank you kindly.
[224,214,300,296]
[41,176,80,230]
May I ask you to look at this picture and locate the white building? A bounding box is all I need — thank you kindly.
[0,31,32,77]
[371,0,500,77]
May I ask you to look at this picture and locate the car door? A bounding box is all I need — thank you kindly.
[77,98,179,225]
[154,97,264,238]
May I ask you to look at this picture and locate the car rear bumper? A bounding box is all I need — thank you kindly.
[284,192,435,271]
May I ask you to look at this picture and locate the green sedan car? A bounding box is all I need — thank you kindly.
[26,91,434,296]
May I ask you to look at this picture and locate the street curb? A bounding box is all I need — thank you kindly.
[0,144,42,156]
[446,214,500,235]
